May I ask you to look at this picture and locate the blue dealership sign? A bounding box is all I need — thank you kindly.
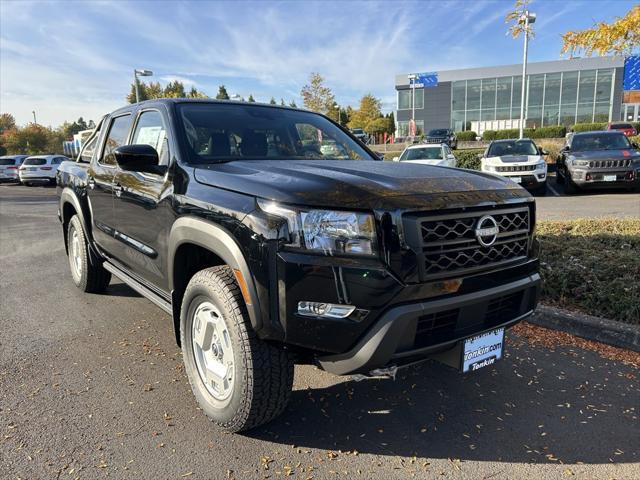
[623,56,640,90]
[410,72,438,88]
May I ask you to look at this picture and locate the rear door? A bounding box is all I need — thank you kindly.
[87,113,132,256]
[112,108,173,290]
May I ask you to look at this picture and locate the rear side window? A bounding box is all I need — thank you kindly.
[0,158,16,165]
[23,157,47,166]
[100,115,132,166]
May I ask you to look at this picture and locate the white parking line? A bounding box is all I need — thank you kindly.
[546,181,561,197]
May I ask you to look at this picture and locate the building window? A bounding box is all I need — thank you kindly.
[543,72,561,126]
[397,120,424,136]
[397,89,424,110]
[496,77,512,120]
[481,78,496,121]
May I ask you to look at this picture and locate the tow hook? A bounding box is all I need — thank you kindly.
[351,365,398,382]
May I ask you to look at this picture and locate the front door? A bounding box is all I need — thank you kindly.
[87,113,132,256]
[112,109,173,291]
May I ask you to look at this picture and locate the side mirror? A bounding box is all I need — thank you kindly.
[374,152,385,160]
[540,149,548,155]
[477,154,483,160]
[114,144,165,174]
[392,156,399,162]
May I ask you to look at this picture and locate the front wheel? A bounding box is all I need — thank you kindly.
[67,215,111,292]
[181,266,294,432]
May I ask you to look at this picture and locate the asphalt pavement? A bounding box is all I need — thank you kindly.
[1,184,639,479]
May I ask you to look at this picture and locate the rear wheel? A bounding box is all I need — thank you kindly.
[67,215,111,292]
[181,266,293,432]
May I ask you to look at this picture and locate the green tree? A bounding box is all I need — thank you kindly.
[146,81,164,99]
[269,97,277,105]
[3,124,51,154]
[561,5,639,56]
[0,113,16,134]
[188,86,207,98]
[348,94,382,133]
[163,80,187,98]
[300,72,335,114]
[280,98,286,106]
[216,85,230,100]
[248,94,256,102]
[289,100,298,108]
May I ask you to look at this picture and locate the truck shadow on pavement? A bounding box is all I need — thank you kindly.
[249,333,638,464]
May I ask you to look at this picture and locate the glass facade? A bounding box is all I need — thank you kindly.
[397,120,424,136]
[398,89,424,110]
[450,68,615,131]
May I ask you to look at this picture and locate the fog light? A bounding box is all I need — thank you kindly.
[586,173,592,181]
[298,301,356,319]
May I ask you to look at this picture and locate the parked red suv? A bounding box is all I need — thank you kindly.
[607,122,637,137]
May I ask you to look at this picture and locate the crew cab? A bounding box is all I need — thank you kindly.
[57,99,540,432]
[556,130,640,194]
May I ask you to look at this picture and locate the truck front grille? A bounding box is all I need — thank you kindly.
[495,164,536,172]
[404,205,532,281]
[588,159,632,168]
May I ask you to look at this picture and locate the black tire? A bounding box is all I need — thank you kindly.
[534,183,547,196]
[180,266,293,433]
[67,215,111,293]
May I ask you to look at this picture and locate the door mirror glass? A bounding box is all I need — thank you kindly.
[114,144,164,174]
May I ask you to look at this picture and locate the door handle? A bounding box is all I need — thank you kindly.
[87,177,95,189]
[113,183,123,197]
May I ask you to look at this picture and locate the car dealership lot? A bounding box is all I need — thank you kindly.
[1,185,638,479]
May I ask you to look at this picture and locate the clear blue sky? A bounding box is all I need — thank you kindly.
[0,0,636,126]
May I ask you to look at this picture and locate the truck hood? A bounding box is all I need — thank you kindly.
[569,149,639,161]
[193,160,528,209]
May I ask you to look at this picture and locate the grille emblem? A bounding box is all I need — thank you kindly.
[475,215,499,247]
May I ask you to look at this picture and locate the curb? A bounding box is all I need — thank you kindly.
[528,305,640,353]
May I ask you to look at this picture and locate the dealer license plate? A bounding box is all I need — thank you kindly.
[462,328,504,372]
[509,177,521,184]
[603,175,617,182]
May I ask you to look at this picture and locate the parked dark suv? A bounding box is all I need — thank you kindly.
[425,128,457,149]
[57,99,540,432]
[556,130,640,194]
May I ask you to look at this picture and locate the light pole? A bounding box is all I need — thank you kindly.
[333,102,340,125]
[407,74,417,137]
[32,110,37,124]
[134,69,153,103]
[518,11,536,139]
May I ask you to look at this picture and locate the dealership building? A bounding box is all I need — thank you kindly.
[395,56,640,136]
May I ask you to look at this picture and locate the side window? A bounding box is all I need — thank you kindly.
[100,115,132,166]
[131,111,169,165]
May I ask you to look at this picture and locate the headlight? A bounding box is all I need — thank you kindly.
[536,161,547,170]
[572,159,589,167]
[258,199,378,256]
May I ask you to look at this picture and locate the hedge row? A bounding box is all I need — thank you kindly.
[482,125,567,140]
[455,131,478,141]
[570,122,607,132]
[453,148,483,170]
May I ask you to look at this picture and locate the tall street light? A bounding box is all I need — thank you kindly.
[134,69,153,103]
[333,102,340,125]
[407,74,417,137]
[32,110,37,124]
[518,11,536,139]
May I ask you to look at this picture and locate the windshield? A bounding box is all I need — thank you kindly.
[351,129,364,135]
[571,133,632,151]
[0,158,16,165]
[428,129,449,136]
[400,147,443,161]
[23,157,47,166]
[488,140,538,157]
[178,103,375,164]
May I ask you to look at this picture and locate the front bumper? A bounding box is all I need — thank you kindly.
[19,174,54,182]
[570,167,638,188]
[317,274,540,375]
[482,166,547,189]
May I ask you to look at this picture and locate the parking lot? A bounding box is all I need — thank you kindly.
[1,184,639,479]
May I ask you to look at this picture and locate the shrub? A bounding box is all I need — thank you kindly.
[456,131,478,141]
[570,122,607,133]
[482,130,498,141]
[629,135,640,147]
[633,122,640,134]
[482,126,566,140]
[453,148,483,170]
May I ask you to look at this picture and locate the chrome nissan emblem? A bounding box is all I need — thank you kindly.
[475,215,499,247]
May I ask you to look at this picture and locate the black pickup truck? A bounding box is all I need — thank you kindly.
[57,99,540,432]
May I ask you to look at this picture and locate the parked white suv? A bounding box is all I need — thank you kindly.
[0,155,29,182]
[480,139,547,194]
[19,155,68,186]
[393,143,457,167]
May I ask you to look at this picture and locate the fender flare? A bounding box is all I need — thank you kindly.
[59,187,100,263]
[168,216,262,332]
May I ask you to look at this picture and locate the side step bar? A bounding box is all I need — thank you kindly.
[103,262,172,314]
